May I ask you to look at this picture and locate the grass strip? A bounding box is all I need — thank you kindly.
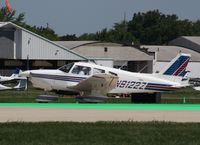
[0,122,200,145]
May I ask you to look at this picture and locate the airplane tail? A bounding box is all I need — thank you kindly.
[11,68,22,78]
[159,53,191,77]
[155,53,191,88]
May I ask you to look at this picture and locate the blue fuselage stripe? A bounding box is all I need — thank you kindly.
[146,83,175,91]
[31,73,86,82]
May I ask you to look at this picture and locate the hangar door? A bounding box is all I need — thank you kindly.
[0,30,14,59]
[128,61,153,73]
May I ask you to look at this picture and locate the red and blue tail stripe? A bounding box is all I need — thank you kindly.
[172,57,190,76]
[163,55,190,77]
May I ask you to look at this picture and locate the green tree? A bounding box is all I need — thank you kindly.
[191,20,200,35]
[0,7,25,25]
[59,34,78,41]
[79,33,96,40]
[127,10,195,44]
[106,21,136,44]
[128,10,165,44]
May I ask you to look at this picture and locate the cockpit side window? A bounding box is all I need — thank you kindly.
[93,68,105,74]
[72,65,91,76]
[58,63,74,73]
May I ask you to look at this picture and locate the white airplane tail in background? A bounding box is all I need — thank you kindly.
[159,53,191,77]
[11,68,22,78]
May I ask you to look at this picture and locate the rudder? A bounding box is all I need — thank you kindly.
[159,53,191,77]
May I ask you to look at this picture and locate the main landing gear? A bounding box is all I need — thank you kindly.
[36,90,58,103]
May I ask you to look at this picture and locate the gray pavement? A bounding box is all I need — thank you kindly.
[0,107,200,122]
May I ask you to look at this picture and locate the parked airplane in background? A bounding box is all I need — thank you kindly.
[20,53,191,102]
[0,69,27,91]
[0,79,27,91]
[0,68,22,82]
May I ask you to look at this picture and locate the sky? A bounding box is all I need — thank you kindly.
[1,0,200,36]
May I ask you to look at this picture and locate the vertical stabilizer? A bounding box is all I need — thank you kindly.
[11,68,22,78]
[159,53,191,77]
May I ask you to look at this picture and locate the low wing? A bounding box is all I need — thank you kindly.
[69,73,118,97]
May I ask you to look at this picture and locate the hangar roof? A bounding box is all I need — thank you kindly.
[55,41,97,49]
[169,36,200,53]
[182,36,200,45]
[62,42,153,61]
[142,45,200,62]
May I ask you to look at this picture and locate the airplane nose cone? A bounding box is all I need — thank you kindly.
[19,70,31,77]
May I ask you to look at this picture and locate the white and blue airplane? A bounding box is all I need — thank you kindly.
[20,53,191,102]
[0,69,27,91]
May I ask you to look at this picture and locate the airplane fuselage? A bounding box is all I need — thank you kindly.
[27,62,182,94]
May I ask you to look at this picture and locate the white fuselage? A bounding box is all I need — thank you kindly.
[24,62,183,94]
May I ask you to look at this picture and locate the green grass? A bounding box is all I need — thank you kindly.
[0,86,200,103]
[162,87,200,104]
[0,122,200,145]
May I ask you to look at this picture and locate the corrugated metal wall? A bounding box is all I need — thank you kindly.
[20,30,86,60]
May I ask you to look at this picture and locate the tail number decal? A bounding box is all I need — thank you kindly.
[117,81,147,90]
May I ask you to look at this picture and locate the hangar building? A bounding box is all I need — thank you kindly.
[0,22,154,75]
[0,22,87,74]
[56,41,154,73]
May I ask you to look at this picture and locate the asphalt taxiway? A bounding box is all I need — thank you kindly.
[0,103,200,122]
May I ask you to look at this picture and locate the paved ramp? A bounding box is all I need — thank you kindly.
[0,103,200,122]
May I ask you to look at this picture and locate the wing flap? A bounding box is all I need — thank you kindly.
[69,73,118,96]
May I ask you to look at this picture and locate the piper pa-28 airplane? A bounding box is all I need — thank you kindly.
[0,69,27,91]
[20,53,191,102]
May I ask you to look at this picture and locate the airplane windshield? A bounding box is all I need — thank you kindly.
[59,63,74,73]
